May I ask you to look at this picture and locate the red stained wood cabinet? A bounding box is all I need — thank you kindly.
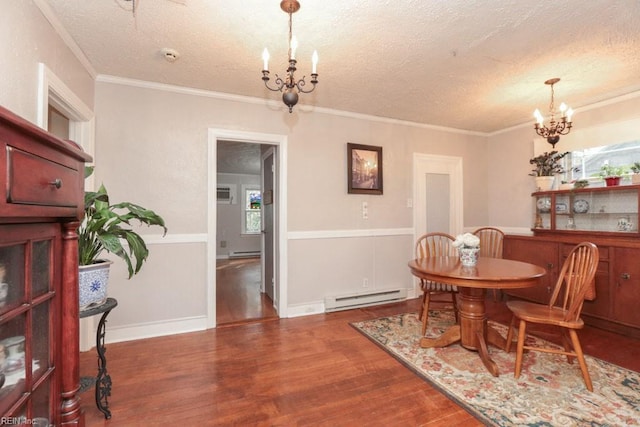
[0,106,91,425]
[504,233,640,339]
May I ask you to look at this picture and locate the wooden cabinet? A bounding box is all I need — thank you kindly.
[503,236,558,303]
[0,106,91,425]
[611,248,640,329]
[504,234,640,338]
[533,185,640,235]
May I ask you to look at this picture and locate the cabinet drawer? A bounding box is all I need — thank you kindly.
[561,243,609,260]
[6,147,80,208]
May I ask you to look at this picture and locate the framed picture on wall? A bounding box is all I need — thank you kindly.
[347,143,383,195]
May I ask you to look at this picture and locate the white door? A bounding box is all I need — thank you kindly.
[261,148,276,306]
[413,153,464,240]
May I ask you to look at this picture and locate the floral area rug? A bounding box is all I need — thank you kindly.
[351,311,640,426]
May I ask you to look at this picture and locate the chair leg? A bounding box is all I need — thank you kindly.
[504,316,516,353]
[514,319,527,379]
[568,329,593,392]
[421,292,431,336]
[418,288,427,320]
[560,329,575,364]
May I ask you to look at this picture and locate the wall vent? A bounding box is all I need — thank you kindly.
[229,250,261,259]
[324,288,407,312]
[217,184,237,204]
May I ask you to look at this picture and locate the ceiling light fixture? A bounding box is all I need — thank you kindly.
[533,78,573,148]
[261,0,318,113]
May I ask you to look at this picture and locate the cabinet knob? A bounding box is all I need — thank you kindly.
[621,273,631,280]
[546,262,554,270]
[49,179,62,189]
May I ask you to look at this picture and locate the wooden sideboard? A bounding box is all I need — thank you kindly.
[504,233,640,339]
[0,106,92,425]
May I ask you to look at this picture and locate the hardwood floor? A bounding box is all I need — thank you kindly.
[216,258,278,326]
[79,297,640,426]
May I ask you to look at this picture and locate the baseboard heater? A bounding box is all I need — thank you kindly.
[324,288,407,312]
[228,250,261,259]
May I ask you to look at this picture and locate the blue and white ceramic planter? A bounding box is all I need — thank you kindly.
[459,247,480,267]
[78,260,112,310]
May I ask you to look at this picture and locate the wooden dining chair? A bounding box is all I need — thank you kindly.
[505,242,599,391]
[415,232,458,335]
[473,227,505,301]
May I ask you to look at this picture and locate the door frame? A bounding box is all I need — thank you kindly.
[36,63,96,351]
[208,129,288,328]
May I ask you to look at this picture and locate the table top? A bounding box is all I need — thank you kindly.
[408,256,546,289]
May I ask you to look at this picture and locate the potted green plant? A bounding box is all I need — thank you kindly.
[529,151,573,191]
[597,164,628,187]
[78,167,167,309]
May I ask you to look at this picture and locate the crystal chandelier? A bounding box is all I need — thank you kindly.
[533,78,573,148]
[261,0,318,113]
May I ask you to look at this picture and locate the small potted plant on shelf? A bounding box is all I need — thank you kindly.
[529,151,575,191]
[78,167,167,309]
[573,179,589,189]
[597,164,628,187]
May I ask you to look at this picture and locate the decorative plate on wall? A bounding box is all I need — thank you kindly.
[573,199,590,214]
[536,197,551,213]
[556,202,568,213]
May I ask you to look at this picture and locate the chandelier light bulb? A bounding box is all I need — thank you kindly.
[534,109,544,125]
[312,50,318,74]
[262,48,270,71]
[559,102,567,113]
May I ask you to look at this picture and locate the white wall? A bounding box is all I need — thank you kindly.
[0,1,94,122]
[92,78,489,338]
[216,173,261,257]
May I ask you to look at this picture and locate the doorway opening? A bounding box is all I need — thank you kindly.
[208,129,288,329]
[215,140,278,326]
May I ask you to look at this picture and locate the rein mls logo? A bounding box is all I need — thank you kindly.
[0,417,49,425]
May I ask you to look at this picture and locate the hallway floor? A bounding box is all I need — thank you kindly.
[216,257,278,326]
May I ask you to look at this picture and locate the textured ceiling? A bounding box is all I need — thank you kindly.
[217,140,262,175]
[42,0,640,133]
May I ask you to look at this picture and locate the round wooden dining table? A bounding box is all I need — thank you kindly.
[408,256,546,376]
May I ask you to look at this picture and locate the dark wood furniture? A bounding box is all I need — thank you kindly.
[408,256,546,376]
[473,226,505,301]
[532,184,639,235]
[0,106,91,425]
[505,242,599,392]
[414,232,458,335]
[504,233,640,339]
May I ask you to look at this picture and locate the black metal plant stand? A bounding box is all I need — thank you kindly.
[79,297,118,419]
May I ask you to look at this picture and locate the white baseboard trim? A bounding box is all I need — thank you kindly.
[286,302,325,318]
[97,315,208,346]
[88,293,425,347]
